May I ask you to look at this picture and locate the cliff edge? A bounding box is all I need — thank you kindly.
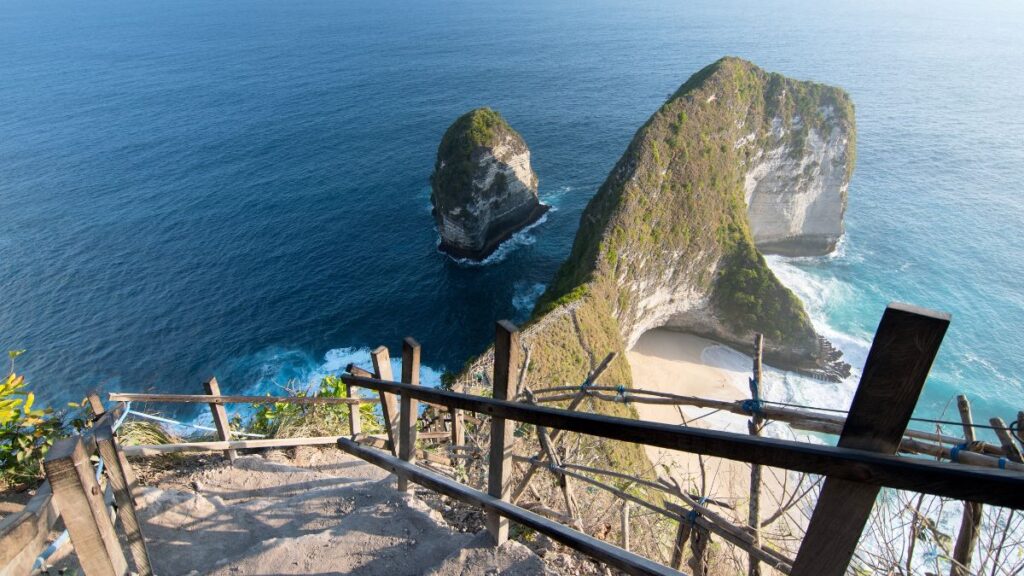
[431,108,548,261]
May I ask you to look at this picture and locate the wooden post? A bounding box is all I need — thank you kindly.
[451,407,465,446]
[790,303,950,576]
[670,516,693,571]
[487,320,519,545]
[346,382,362,436]
[688,525,710,576]
[621,501,630,551]
[203,378,236,463]
[43,436,129,576]
[748,333,764,576]
[398,338,421,493]
[371,346,401,457]
[94,424,152,575]
[990,417,1023,463]
[87,390,106,420]
[950,395,981,576]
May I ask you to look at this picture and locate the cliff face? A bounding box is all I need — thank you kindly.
[744,82,856,256]
[431,108,548,260]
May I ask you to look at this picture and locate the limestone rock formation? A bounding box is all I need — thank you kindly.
[455,58,856,411]
[744,79,856,255]
[431,108,548,260]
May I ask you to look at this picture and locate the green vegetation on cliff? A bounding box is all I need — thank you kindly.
[537,57,849,355]
[432,107,523,208]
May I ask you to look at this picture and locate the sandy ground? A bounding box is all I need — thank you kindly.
[626,329,800,556]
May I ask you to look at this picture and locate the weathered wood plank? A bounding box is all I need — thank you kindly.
[346,382,362,436]
[487,320,519,545]
[337,437,682,576]
[0,482,59,575]
[398,338,421,493]
[340,372,1024,508]
[790,303,951,576]
[95,424,152,575]
[951,395,981,576]
[203,378,236,462]
[43,436,128,576]
[108,392,371,405]
[371,346,401,457]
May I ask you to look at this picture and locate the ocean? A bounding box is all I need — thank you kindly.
[2,0,1022,433]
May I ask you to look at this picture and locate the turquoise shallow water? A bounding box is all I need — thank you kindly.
[1,0,1022,429]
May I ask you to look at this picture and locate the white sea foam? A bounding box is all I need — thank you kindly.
[512,281,546,322]
[442,210,550,267]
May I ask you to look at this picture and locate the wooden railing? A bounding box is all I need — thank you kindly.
[8,303,1023,576]
[336,304,1024,576]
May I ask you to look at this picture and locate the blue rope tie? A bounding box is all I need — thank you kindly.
[615,385,629,403]
[741,399,763,414]
[999,457,1007,470]
[950,443,968,463]
[686,509,699,525]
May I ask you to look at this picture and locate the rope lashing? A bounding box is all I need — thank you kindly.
[615,385,629,403]
[743,377,763,415]
[950,443,968,463]
[999,457,1007,470]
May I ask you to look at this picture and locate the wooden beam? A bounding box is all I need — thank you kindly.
[94,424,152,575]
[748,333,764,576]
[203,378,236,463]
[107,392,370,405]
[337,437,682,576]
[951,395,981,576]
[346,381,362,436]
[43,436,128,576]
[122,435,344,457]
[487,320,519,545]
[398,338,421,493]
[87,390,106,420]
[670,517,692,571]
[790,303,951,576]
[340,372,1024,508]
[371,347,401,457]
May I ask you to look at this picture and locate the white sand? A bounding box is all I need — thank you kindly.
[626,329,793,534]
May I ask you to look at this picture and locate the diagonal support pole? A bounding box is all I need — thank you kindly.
[790,303,950,576]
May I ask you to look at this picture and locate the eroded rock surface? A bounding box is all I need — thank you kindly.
[431,108,547,260]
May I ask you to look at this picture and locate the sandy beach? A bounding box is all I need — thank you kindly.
[626,328,796,549]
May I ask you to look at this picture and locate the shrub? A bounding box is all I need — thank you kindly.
[248,375,382,438]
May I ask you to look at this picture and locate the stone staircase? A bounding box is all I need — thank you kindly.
[135,451,547,575]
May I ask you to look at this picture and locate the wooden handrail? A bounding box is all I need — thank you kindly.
[337,437,683,576]
[107,392,378,405]
[339,373,1024,508]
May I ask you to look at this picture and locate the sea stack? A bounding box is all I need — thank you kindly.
[431,108,548,261]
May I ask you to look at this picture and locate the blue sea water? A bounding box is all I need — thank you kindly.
[2,0,1022,428]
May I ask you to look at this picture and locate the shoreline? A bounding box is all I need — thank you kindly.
[626,329,798,550]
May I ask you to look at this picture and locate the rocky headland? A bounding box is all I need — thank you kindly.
[455,57,856,412]
[431,108,548,261]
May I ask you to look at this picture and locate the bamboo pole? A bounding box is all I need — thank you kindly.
[621,501,630,552]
